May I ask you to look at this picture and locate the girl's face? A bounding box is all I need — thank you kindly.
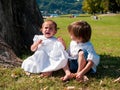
[41,21,57,38]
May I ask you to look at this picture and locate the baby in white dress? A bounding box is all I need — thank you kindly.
[21,20,71,77]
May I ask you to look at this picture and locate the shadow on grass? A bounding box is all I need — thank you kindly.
[95,54,120,79]
[53,54,120,79]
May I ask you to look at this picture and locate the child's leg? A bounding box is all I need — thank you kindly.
[76,51,87,81]
[77,51,87,73]
[76,50,93,81]
[61,64,73,81]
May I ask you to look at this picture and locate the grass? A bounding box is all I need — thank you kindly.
[0,14,120,90]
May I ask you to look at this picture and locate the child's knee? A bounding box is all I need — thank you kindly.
[78,50,88,60]
[78,51,84,56]
[78,51,87,63]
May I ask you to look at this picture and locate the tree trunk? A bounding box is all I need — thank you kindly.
[0,36,22,67]
[0,0,43,67]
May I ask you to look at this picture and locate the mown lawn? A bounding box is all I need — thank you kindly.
[0,14,120,90]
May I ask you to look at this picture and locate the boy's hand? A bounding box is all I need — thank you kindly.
[76,72,89,82]
[76,72,84,81]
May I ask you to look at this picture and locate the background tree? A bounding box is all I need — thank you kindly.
[109,0,120,13]
[116,0,120,6]
[0,0,43,67]
[82,0,107,14]
[100,0,109,13]
[82,0,120,14]
[37,0,83,14]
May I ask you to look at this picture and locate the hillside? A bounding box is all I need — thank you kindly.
[36,0,83,14]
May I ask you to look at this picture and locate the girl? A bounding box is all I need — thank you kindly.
[66,20,100,81]
[21,20,71,77]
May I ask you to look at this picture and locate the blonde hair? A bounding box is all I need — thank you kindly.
[42,20,57,31]
[68,20,91,42]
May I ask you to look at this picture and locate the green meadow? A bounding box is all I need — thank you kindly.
[0,14,120,90]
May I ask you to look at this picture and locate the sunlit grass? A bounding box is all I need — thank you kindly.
[0,14,120,90]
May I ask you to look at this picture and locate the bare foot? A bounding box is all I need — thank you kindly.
[61,73,76,82]
[113,77,120,83]
[25,71,31,76]
[40,72,52,77]
[76,75,89,82]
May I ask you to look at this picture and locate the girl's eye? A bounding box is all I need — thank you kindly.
[45,27,48,29]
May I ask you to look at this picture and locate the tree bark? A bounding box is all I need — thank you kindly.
[0,36,22,67]
[0,0,43,67]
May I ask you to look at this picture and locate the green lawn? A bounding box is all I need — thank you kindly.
[0,14,120,90]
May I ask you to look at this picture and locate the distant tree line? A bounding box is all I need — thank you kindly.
[82,0,120,14]
[36,0,120,14]
[36,0,83,14]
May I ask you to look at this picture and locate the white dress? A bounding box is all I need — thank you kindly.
[21,35,68,73]
[68,40,100,72]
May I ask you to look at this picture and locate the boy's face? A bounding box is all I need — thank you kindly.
[41,21,57,38]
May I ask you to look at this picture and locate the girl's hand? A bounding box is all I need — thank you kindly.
[57,37,63,42]
[37,39,42,44]
[57,37,66,50]
[31,39,42,51]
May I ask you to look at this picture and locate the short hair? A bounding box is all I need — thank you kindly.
[68,21,91,42]
[42,20,57,31]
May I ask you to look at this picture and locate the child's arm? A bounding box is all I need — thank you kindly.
[57,37,66,50]
[30,39,42,52]
[76,60,93,80]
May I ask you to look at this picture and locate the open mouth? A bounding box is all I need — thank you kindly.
[45,32,50,34]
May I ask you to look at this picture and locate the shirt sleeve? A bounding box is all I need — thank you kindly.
[33,35,40,43]
[87,45,100,66]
